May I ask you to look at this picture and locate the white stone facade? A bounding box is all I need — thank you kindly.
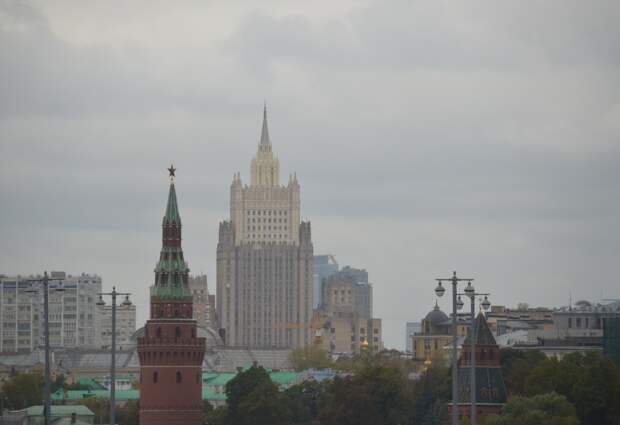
[217,107,313,349]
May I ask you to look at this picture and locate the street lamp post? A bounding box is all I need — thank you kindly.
[434,271,474,425]
[26,272,65,425]
[97,287,131,425]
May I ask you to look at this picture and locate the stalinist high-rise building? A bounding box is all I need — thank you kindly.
[217,106,313,349]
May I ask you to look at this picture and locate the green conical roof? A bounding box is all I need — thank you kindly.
[464,312,497,345]
[164,182,181,224]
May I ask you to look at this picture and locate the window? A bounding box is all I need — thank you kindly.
[568,318,572,328]
[175,327,181,338]
[196,373,200,383]
[156,327,161,337]
[153,371,158,383]
[176,371,182,383]
[576,318,582,328]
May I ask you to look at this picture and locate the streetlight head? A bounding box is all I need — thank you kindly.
[96,295,105,306]
[456,296,464,310]
[464,281,475,297]
[121,295,132,307]
[481,295,491,311]
[435,281,446,297]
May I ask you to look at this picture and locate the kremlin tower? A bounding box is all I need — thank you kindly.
[138,166,206,425]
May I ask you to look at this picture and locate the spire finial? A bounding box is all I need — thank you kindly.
[167,164,176,181]
[260,103,270,145]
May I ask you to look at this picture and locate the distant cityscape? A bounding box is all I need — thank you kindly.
[1,108,619,425]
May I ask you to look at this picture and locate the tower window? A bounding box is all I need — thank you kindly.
[176,371,182,383]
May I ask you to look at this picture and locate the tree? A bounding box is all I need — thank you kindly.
[500,348,546,395]
[78,397,109,425]
[283,380,329,425]
[523,351,620,425]
[225,366,289,425]
[319,366,410,425]
[411,363,450,425]
[117,399,139,425]
[289,346,333,371]
[0,371,44,410]
[486,392,579,425]
[205,406,229,425]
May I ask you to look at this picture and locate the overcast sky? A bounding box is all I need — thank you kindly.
[1,0,619,349]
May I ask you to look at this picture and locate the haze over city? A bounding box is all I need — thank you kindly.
[1,0,619,349]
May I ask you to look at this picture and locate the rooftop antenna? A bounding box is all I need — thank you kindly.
[569,291,572,311]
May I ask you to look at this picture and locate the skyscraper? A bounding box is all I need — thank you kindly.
[138,167,205,425]
[313,254,339,308]
[217,106,314,348]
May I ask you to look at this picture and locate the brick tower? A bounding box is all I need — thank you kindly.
[447,312,507,424]
[138,166,206,425]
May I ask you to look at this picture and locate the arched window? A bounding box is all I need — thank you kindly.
[153,371,158,383]
[191,328,196,338]
[176,371,182,383]
[156,327,161,338]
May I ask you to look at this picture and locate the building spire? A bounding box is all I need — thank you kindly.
[260,102,270,145]
[164,166,181,225]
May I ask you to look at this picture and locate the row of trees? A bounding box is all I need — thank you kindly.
[498,349,620,425]
[207,348,620,425]
[205,361,450,425]
[2,348,619,425]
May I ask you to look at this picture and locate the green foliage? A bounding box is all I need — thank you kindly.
[290,346,333,371]
[205,406,229,425]
[500,348,546,396]
[318,366,410,425]
[225,366,289,425]
[117,399,139,425]
[412,363,450,425]
[498,350,620,425]
[0,371,44,410]
[283,380,330,425]
[78,397,109,424]
[486,392,579,425]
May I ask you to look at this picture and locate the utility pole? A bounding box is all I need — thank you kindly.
[26,272,65,425]
[97,287,131,425]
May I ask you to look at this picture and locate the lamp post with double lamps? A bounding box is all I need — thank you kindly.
[434,271,474,425]
[25,271,66,425]
[97,287,131,425]
[457,291,491,425]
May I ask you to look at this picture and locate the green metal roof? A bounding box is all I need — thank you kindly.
[52,418,92,425]
[464,313,497,345]
[52,390,139,402]
[164,182,181,225]
[269,371,300,385]
[205,373,236,386]
[25,405,94,417]
[77,378,106,390]
[203,389,227,401]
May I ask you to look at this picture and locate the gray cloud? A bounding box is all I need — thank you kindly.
[1,0,619,349]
